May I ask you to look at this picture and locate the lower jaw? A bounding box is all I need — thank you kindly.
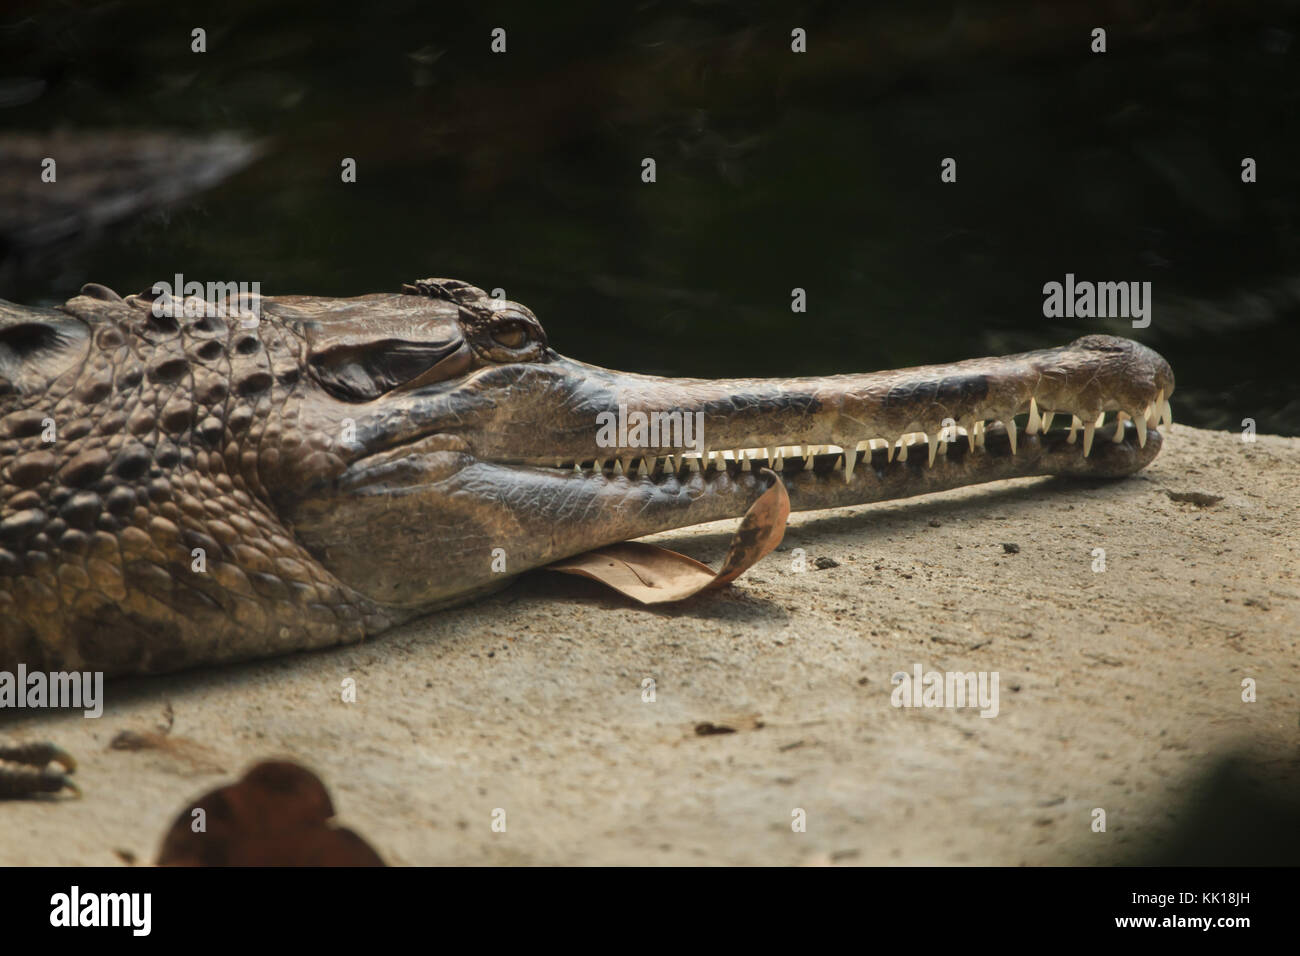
[519,421,1163,515]
[330,421,1161,611]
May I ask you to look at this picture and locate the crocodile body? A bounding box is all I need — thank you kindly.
[0,278,1174,679]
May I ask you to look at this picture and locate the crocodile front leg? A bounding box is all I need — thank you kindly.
[0,740,79,798]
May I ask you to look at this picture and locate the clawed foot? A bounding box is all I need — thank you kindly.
[0,741,79,798]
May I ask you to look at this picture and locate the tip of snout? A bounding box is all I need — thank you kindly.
[1069,333,1175,399]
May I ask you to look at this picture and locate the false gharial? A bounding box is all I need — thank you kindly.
[0,277,1175,683]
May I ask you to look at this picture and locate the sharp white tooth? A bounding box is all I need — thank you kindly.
[573,463,581,473]
[1095,411,1106,428]
[842,444,863,481]
[896,437,908,462]
[925,432,937,467]
[1068,415,1081,443]
[1113,412,1127,442]
[1041,410,1055,432]
[1162,400,1172,427]
[1006,418,1017,455]
[1134,413,1147,448]
[773,455,784,470]
[886,439,896,463]
[1027,397,1041,435]
[687,455,700,472]
[1082,421,1095,457]
[964,421,977,452]
[613,459,624,475]
[766,447,775,465]
[1148,390,1163,427]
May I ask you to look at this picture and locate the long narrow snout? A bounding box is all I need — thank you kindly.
[289,334,1173,612]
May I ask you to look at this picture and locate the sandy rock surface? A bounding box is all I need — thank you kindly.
[2,424,1296,865]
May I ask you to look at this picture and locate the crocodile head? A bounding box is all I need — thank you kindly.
[0,278,1174,675]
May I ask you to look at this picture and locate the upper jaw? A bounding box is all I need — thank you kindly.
[473,336,1173,480]
[329,335,1174,490]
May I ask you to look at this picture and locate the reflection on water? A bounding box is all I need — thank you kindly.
[2,1,1297,433]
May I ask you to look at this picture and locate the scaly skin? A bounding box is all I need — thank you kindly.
[0,278,1175,685]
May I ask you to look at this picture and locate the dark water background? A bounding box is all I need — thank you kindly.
[2,0,1298,434]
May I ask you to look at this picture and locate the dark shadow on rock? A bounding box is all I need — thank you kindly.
[1116,750,1300,866]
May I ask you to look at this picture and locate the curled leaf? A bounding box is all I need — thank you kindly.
[545,468,790,604]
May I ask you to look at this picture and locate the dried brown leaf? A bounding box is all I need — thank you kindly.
[156,760,384,866]
[546,468,790,603]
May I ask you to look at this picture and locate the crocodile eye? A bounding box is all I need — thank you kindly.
[491,323,529,349]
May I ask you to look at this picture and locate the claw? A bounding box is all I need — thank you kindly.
[0,740,77,771]
[0,741,79,798]
[0,764,80,798]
